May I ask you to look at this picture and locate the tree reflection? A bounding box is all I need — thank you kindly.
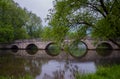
[0,51,48,78]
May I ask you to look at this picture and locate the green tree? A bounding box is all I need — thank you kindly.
[48,0,120,47]
[0,0,43,43]
[0,0,29,42]
[0,26,14,42]
[41,26,53,41]
[42,26,68,42]
[24,12,43,38]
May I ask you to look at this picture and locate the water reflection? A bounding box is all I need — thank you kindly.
[96,49,113,56]
[26,49,38,55]
[36,60,96,79]
[96,42,113,56]
[0,50,120,79]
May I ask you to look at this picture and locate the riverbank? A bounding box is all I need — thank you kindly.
[0,74,33,79]
[75,64,120,79]
[0,64,120,79]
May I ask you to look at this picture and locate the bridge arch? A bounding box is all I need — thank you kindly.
[79,41,88,50]
[69,40,88,50]
[26,44,38,50]
[45,42,55,50]
[96,42,113,56]
[96,42,113,49]
[11,45,19,49]
[45,42,61,56]
[25,44,38,55]
[68,41,88,58]
[10,45,19,53]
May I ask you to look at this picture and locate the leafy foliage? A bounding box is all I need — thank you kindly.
[0,0,43,42]
[0,26,14,42]
[47,0,120,46]
[24,12,43,38]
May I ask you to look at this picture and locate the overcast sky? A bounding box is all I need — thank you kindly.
[13,0,54,26]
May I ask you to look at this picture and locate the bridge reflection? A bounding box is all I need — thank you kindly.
[10,49,120,61]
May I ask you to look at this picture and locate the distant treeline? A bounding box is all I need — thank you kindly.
[0,0,43,43]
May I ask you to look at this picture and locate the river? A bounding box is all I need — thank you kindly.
[0,49,120,79]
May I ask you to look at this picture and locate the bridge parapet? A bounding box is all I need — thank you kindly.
[14,38,42,43]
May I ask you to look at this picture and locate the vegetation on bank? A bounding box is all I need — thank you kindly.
[0,75,33,79]
[75,64,120,79]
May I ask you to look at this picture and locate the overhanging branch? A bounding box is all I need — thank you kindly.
[100,0,109,15]
[87,3,106,18]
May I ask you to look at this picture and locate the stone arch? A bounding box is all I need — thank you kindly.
[11,45,19,53]
[45,42,55,50]
[68,40,88,58]
[11,45,19,49]
[26,44,38,50]
[45,42,61,56]
[26,44,38,55]
[79,41,88,50]
[96,42,113,49]
[70,40,88,50]
[96,42,113,56]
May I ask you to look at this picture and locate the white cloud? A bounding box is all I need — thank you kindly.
[13,0,54,26]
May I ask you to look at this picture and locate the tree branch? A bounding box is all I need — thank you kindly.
[77,21,93,26]
[100,0,109,15]
[87,3,106,18]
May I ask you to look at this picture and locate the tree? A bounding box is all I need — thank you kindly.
[0,26,14,42]
[0,0,43,43]
[24,12,43,38]
[41,26,53,41]
[47,0,120,47]
[0,0,29,42]
[41,25,69,42]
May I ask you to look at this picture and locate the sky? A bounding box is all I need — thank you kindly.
[13,0,54,26]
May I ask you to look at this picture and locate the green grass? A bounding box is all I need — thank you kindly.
[75,64,120,79]
[0,74,34,79]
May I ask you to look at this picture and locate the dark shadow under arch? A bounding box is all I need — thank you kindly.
[97,42,113,49]
[26,44,38,50]
[96,42,113,56]
[11,45,19,49]
[26,44,38,55]
[11,45,19,53]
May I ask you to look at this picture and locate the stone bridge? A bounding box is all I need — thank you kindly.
[6,39,53,50]
[0,38,119,50]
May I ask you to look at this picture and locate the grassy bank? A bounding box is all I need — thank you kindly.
[76,64,120,79]
[0,75,33,79]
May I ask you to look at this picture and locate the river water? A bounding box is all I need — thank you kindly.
[0,49,120,79]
